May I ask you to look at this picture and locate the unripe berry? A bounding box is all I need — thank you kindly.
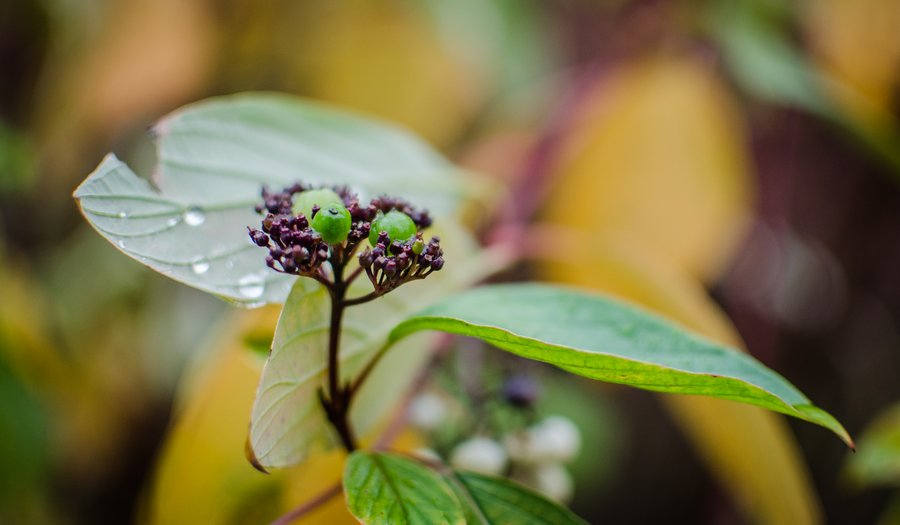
[311,205,352,244]
[293,188,343,219]
[369,210,417,246]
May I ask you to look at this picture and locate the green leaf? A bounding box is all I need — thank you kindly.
[846,402,900,488]
[389,283,853,447]
[73,93,469,306]
[247,221,488,469]
[343,452,464,525]
[445,470,587,525]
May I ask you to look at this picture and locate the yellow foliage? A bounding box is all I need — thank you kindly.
[545,57,753,283]
[804,0,900,128]
[540,56,822,524]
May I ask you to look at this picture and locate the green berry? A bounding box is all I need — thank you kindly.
[369,210,417,246]
[411,238,425,255]
[293,188,343,219]
[311,205,352,244]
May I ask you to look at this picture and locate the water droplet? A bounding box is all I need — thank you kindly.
[237,273,265,299]
[116,240,126,249]
[166,217,180,227]
[240,301,266,309]
[190,257,210,275]
[183,206,206,226]
[117,211,128,218]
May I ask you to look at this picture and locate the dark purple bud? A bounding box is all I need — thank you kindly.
[292,245,309,263]
[396,252,409,269]
[503,374,540,408]
[249,229,269,247]
[383,259,398,277]
[390,241,403,256]
[430,256,444,271]
[265,256,276,268]
[359,251,374,269]
[374,256,387,270]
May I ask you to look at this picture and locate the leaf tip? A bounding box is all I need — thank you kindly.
[794,404,855,450]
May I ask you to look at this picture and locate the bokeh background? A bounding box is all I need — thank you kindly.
[2,0,900,523]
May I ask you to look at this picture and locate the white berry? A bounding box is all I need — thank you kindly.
[449,437,508,475]
[531,463,574,503]
[407,393,447,432]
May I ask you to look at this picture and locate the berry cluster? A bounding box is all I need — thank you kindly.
[247,183,443,294]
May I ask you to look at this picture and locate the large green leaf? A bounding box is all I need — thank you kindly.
[343,452,464,525]
[73,93,470,306]
[389,283,852,447]
[247,221,488,469]
[445,470,587,525]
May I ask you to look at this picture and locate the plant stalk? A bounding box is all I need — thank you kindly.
[324,251,358,452]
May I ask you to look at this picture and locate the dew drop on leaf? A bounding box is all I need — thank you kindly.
[237,273,265,299]
[183,206,206,226]
[190,257,210,275]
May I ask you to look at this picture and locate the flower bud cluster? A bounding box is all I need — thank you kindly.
[247,183,443,292]
[358,231,444,295]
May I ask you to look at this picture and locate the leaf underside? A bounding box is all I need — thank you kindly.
[389,283,852,447]
[73,93,468,306]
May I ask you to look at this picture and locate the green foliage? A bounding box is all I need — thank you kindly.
[343,452,464,525]
[389,283,852,446]
[344,452,587,525]
[72,93,854,522]
[846,402,900,487]
[445,470,588,525]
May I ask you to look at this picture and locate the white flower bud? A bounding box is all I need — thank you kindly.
[449,437,508,475]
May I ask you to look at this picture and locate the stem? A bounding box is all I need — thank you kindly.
[323,250,358,452]
[343,290,381,307]
[269,483,342,525]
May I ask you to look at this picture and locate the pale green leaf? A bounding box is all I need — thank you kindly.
[343,452,464,525]
[73,93,469,306]
[389,283,852,447]
[446,470,587,525]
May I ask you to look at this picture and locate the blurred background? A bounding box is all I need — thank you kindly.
[2,0,900,523]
